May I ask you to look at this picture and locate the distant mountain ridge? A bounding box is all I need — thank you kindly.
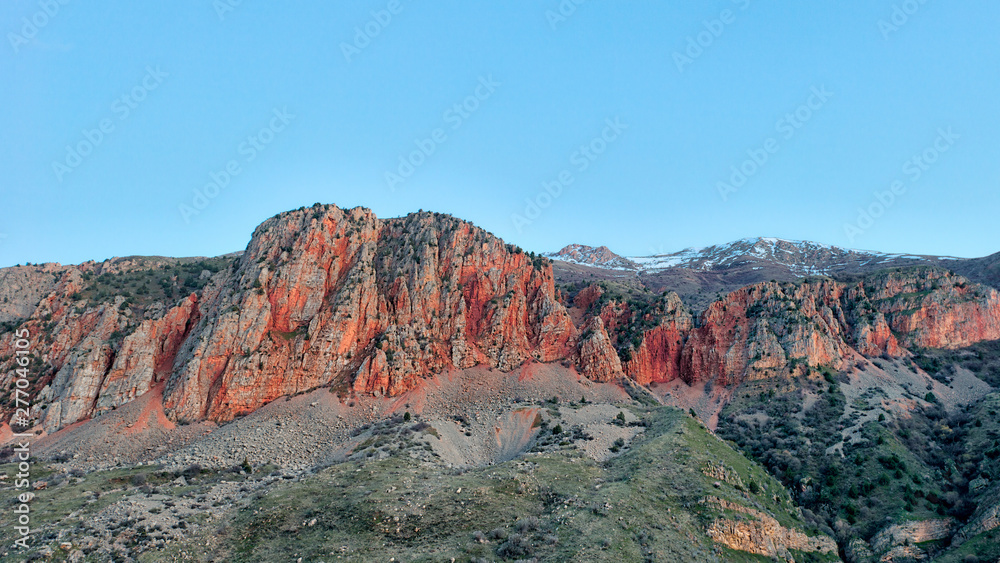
[546,238,998,310]
[547,237,966,275]
[545,243,640,270]
[4,206,999,436]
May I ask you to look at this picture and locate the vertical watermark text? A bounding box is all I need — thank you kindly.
[10,327,35,550]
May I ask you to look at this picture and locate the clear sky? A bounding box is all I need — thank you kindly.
[2,1,999,267]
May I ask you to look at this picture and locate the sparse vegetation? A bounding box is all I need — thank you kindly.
[76,257,232,311]
[107,407,830,562]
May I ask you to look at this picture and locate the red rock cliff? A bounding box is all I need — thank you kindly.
[3,205,999,432]
[161,205,578,422]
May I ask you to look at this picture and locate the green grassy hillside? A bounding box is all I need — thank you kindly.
[138,407,834,562]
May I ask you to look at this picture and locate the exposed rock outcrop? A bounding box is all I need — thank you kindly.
[862,518,955,562]
[597,270,1000,389]
[703,496,838,558]
[3,204,1000,434]
[160,206,579,422]
[953,485,1000,547]
[578,317,623,382]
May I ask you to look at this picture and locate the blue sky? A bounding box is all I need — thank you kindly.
[2,0,999,267]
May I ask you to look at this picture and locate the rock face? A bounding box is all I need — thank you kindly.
[161,206,577,422]
[95,295,199,414]
[578,317,623,382]
[0,264,65,323]
[3,203,1000,433]
[953,484,1000,547]
[867,518,955,561]
[587,270,1000,388]
[621,293,691,386]
[703,496,838,558]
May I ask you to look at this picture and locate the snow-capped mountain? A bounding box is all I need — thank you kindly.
[627,237,963,276]
[544,244,640,270]
[548,238,962,276]
[547,238,975,310]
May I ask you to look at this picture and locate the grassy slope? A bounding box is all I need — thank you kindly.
[140,407,833,562]
[0,461,268,563]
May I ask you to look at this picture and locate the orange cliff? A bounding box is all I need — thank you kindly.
[3,204,1000,434]
[587,270,1000,388]
[160,206,578,422]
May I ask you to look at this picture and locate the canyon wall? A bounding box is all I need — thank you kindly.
[2,204,999,433]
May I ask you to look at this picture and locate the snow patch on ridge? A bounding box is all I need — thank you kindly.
[547,238,965,276]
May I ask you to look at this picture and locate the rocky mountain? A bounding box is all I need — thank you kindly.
[547,237,996,311]
[4,207,997,436]
[1,205,578,431]
[2,203,1000,561]
[632,237,960,275]
[544,244,639,270]
[951,250,1000,290]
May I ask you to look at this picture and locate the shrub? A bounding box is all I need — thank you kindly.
[610,438,626,453]
[515,516,540,533]
[496,533,532,559]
